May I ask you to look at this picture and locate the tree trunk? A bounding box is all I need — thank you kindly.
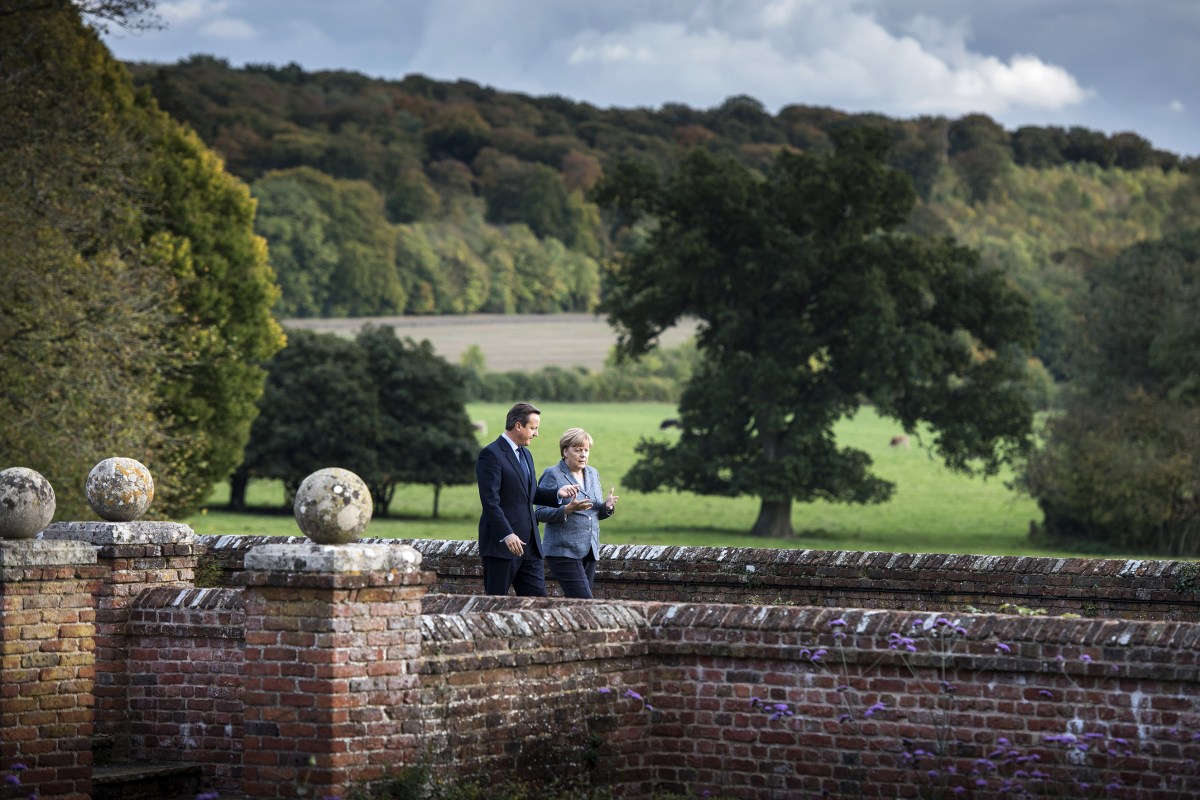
[228,469,248,511]
[432,485,442,519]
[749,498,795,537]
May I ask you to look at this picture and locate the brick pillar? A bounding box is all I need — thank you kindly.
[238,543,432,799]
[0,539,98,800]
[40,521,198,762]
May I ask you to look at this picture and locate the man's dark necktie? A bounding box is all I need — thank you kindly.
[518,448,531,484]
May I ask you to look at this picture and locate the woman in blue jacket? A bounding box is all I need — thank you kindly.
[535,428,619,598]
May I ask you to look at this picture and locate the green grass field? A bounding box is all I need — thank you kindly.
[183,401,1123,558]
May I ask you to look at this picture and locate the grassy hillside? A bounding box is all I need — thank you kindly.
[185,402,1104,558]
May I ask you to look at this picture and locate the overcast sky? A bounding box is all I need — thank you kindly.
[100,0,1198,157]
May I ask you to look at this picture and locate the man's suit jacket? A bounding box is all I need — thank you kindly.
[476,435,560,560]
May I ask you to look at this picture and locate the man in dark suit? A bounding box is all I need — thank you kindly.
[476,402,585,596]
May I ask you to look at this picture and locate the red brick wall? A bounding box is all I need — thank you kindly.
[237,566,429,799]
[58,537,1200,797]
[420,596,1200,798]
[125,586,245,792]
[206,537,1200,621]
[0,547,99,800]
[87,538,198,761]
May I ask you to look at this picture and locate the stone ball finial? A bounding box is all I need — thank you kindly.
[86,457,154,522]
[0,467,57,540]
[294,468,372,544]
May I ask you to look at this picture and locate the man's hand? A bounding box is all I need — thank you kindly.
[557,483,580,500]
[502,533,524,556]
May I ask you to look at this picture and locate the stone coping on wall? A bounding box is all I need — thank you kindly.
[126,586,247,640]
[202,535,1200,617]
[205,535,1197,587]
[644,602,1200,680]
[0,537,97,567]
[42,520,197,545]
[421,595,1200,682]
[243,541,423,572]
[420,595,650,671]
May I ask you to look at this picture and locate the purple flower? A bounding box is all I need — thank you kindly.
[830,618,847,627]
[4,775,21,786]
[624,689,643,701]
[994,642,1011,653]
[598,687,611,694]
[864,702,886,717]
[1039,690,1054,698]
[811,648,828,661]
[1080,654,1092,662]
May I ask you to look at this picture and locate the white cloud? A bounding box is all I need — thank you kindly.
[550,2,1091,117]
[156,0,229,26]
[198,18,256,40]
[1169,99,1185,113]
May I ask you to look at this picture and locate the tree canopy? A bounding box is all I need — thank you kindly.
[0,0,282,518]
[238,326,477,517]
[1021,228,1200,555]
[125,56,1200,356]
[596,128,1038,536]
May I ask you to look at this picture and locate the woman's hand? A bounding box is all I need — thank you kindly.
[565,494,593,514]
[605,486,619,513]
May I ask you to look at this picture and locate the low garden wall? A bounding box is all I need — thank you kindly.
[206,535,1200,621]
[5,530,1200,799]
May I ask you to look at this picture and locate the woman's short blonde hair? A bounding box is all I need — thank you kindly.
[559,427,593,454]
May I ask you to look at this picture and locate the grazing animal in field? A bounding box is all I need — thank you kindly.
[660,418,681,430]
[889,434,911,449]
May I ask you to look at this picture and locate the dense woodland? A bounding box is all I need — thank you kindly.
[127,56,1200,387]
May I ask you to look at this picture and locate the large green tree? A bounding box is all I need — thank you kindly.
[356,326,477,518]
[1,0,165,518]
[0,0,282,518]
[235,329,382,507]
[1022,229,1200,555]
[596,128,1037,537]
[236,327,477,518]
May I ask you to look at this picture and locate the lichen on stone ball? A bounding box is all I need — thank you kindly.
[86,457,154,522]
[0,467,57,540]
[293,467,373,544]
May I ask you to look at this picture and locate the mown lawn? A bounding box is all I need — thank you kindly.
[187,401,1099,558]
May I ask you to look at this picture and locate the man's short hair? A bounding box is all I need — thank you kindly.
[506,402,541,431]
